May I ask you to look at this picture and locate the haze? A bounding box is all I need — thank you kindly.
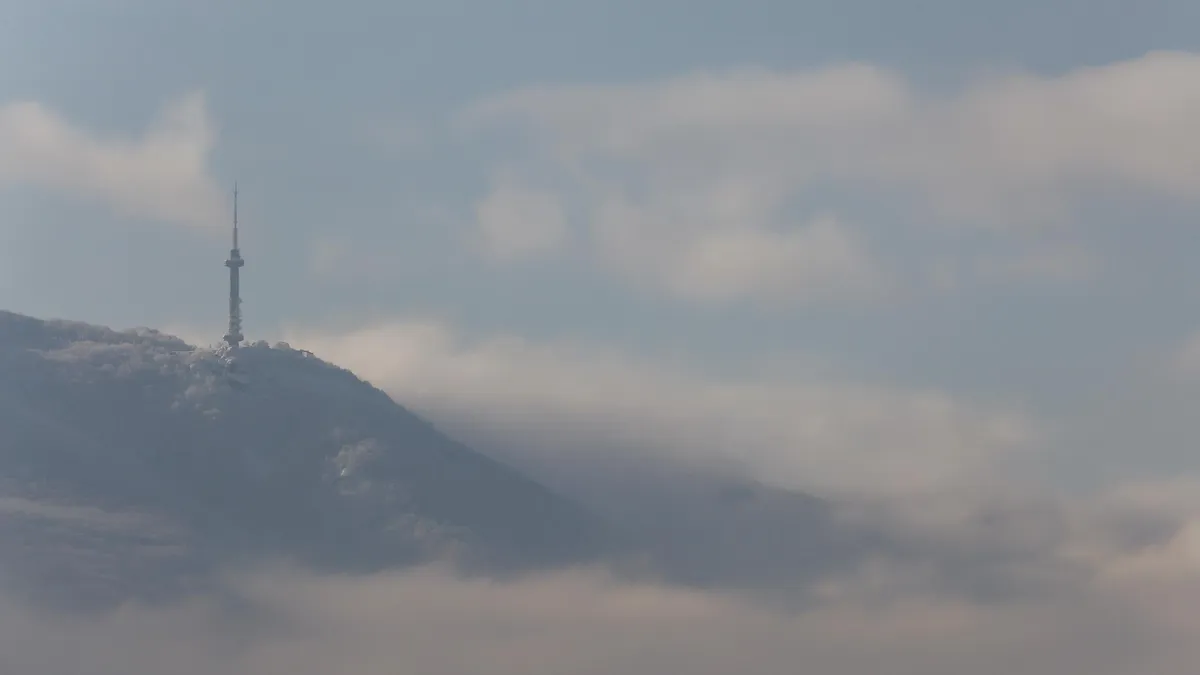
[3,1,1200,673]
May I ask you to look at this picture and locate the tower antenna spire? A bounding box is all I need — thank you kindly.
[223,182,245,348]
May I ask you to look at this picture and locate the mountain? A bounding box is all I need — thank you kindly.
[467,440,886,596]
[0,310,608,607]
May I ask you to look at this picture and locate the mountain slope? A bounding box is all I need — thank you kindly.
[0,310,607,604]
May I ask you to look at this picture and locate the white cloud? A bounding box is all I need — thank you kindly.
[593,190,884,304]
[473,179,568,261]
[667,218,879,304]
[459,51,1200,302]
[1,548,1199,675]
[1172,331,1200,378]
[281,319,1033,497]
[1105,478,1200,519]
[0,91,224,230]
[466,51,1200,223]
[23,319,1200,675]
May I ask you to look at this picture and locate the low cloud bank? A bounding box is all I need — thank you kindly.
[1,540,1197,675]
[283,319,1034,499]
[127,318,1200,673]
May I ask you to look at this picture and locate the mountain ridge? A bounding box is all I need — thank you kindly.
[0,309,610,606]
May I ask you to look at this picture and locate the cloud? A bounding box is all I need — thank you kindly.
[458,51,1200,302]
[80,317,1072,599]
[1171,330,1200,378]
[0,91,224,230]
[594,195,884,305]
[473,178,568,261]
[466,51,1200,222]
[281,318,1033,498]
[664,216,879,303]
[1106,478,1200,521]
[0,542,1198,675]
[8,318,1200,674]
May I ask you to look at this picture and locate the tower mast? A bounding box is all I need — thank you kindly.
[223,183,245,348]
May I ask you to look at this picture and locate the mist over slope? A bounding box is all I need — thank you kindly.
[0,310,608,606]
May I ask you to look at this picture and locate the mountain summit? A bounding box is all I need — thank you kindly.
[0,310,607,606]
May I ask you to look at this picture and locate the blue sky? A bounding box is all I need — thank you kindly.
[3,0,1200,495]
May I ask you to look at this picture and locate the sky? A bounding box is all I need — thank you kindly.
[6,1,1200,672]
[1,0,1200,483]
[4,0,1200,492]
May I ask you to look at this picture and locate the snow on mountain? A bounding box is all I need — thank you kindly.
[0,310,608,607]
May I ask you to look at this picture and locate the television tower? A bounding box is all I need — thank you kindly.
[223,184,245,348]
